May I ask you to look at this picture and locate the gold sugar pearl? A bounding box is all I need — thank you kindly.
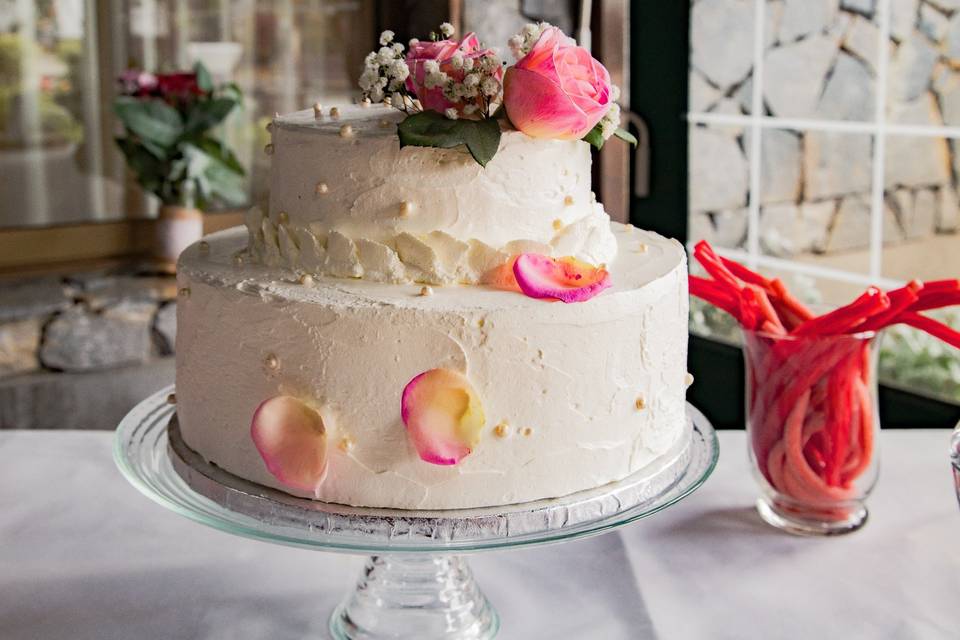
[198,240,210,253]
[338,437,355,452]
[477,318,485,328]
[264,143,274,155]
[360,98,371,108]
[398,201,414,217]
[564,195,575,206]
[298,274,314,286]
[685,372,695,387]
[635,396,646,410]
[329,107,340,118]
[178,287,191,298]
[264,354,280,371]
[419,286,433,296]
[166,393,177,405]
[277,211,289,224]
[315,182,329,195]
[521,427,534,437]
[339,124,354,138]
[313,102,323,117]
[635,243,648,254]
[552,219,564,230]
[494,422,509,438]
[383,96,392,106]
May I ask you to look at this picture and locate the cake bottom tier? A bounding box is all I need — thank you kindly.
[175,224,689,510]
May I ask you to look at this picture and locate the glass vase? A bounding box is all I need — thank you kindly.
[743,330,880,535]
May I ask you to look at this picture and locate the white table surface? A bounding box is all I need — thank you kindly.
[1,429,957,640]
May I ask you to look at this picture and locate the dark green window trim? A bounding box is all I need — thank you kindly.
[628,1,960,429]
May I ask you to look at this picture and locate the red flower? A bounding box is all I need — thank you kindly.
[156,72,204,99]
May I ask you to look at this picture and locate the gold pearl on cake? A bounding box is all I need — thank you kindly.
[477,318,485,328]
[313,102,323,117]
[360,98,371,108]
[685,372,695,387]
[264,353,280,371]
[198,240,210,253]
[494,422,509,438]
[264,143,274,155]
[563,195,575,206]
[315,182,329,194]
[329,106,340,118]
[178,287,190,298]
[383,95,392,106]
[339,124,353,138]
[552,219,563,230]
[398,200,414,217]
[338,437,355,452]
[166,393,177,405]
[635,395,646,410]
[277,211,289,224]
[419,286,433,296]
[635,243,648,253]
[298,273,314,286]
[521,427,534,437]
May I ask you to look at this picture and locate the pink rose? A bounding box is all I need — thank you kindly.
[503,27,611,140]
[405,33,502,115]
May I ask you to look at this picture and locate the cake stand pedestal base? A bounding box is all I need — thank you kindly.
[330,555,498,640]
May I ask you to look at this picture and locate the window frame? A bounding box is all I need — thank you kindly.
[628,0,960,428]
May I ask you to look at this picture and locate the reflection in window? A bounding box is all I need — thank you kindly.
[0,0,373,228]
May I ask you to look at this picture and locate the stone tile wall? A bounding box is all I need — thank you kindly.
[689,0,960,259]
[0,272,177,429]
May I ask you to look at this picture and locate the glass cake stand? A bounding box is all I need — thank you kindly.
[114,386,718,639]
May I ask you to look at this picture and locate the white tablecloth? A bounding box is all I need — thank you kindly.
[1,430,957,639]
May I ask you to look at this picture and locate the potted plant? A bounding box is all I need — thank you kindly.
[114,62,245,271]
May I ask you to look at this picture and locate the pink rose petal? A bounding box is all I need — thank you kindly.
[250,396,328,494]
[401,369,485,466]
[512,253,611,303]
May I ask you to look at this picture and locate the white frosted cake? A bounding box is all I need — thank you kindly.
[174,104,689,510]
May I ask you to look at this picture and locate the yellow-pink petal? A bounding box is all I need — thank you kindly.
[401,369,485,465]
[250,396,328,494]
[512,253,611,303]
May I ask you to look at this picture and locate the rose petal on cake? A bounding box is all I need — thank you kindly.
[401,369,485,465]
[512,253,611,303]
[250,396,328,494]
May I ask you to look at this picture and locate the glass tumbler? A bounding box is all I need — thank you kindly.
[743,330,880,535]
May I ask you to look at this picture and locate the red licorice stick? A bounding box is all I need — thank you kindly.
[693,241,744,293]
[719,256,773,289]
[856,280,922,331]
[907,291,960,313]
[770,278,815,328]
[791,288,890,336]
[690,275,741,319]
[744,286,785,333]
[897,312,960,348]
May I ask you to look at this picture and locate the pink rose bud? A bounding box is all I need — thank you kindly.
[405,32,502,115]
[503,27,612,140]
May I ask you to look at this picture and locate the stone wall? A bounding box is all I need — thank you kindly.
[689,0,960,257]
[0,272,177,429]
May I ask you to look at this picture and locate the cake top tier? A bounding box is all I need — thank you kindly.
[249,103,617,285]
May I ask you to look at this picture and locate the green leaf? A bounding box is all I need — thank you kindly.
[180,142,248,207]
[397,110,502,167]
[582,122,605,150]
[195,61,213,93]
[614,127,638,146]
[184,97,238,135]
[114,96,183,147]
[115,136,165,195]
[196,136,246,176]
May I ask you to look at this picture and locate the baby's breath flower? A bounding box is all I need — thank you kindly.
[451,52,464,70]
[463,73,480,88]
[439,22,455,38]
[481,76,500,96]
[444,107,459,120]
[409,38,420,46]
[388,60,409,81]
[391,42,404,54]
[461,56,475,71]
[376,46,395,64]
[424,59,440,74]
[379,30,395,45]
[600,103,621,140]
[463,103,478,115]
[610,84,621,102]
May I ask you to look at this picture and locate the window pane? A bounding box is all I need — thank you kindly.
[688,123,750,251]
[0,0,374,228]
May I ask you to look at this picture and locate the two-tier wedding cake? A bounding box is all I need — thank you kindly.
[174,23,689,510]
